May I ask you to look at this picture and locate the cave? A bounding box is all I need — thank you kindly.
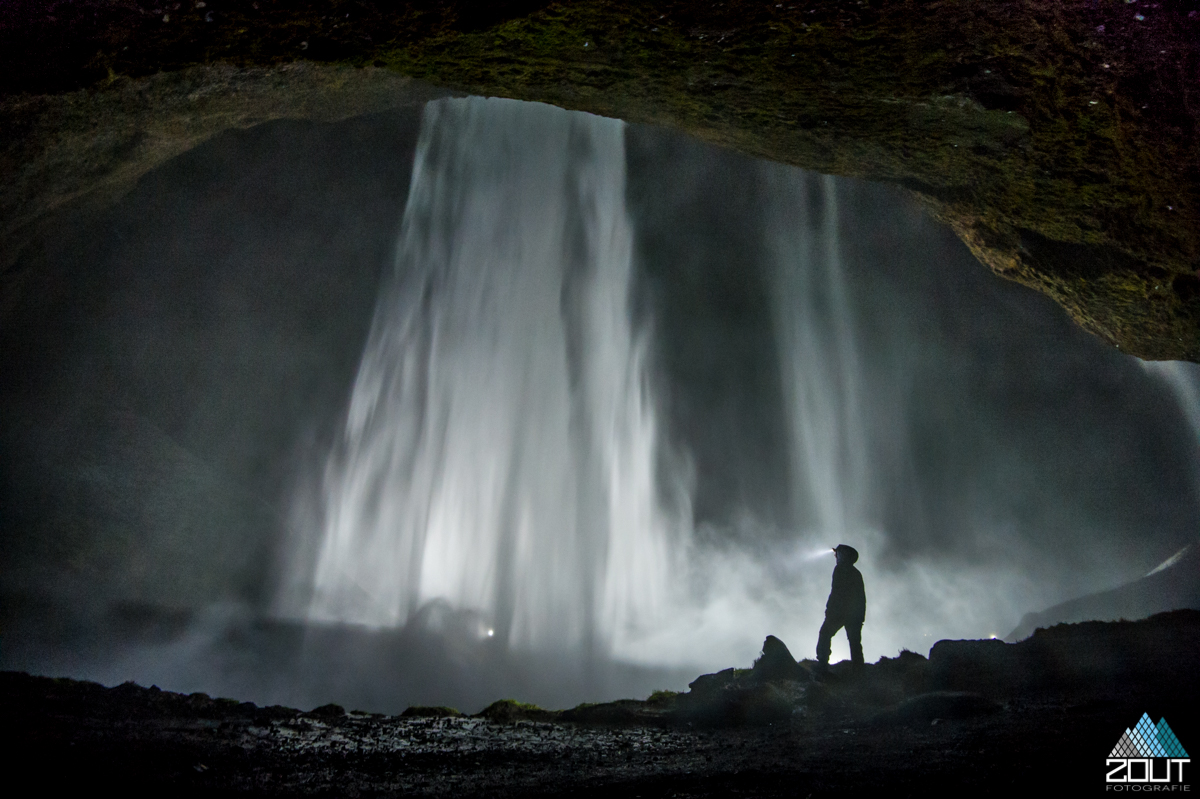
[1,1,1198,795]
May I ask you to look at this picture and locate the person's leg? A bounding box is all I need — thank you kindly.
[816,617,842,665]
[847,622,864,667]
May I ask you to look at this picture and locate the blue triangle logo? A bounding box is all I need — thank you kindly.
[1135,713,1169,757]
[1156,717,1190,758]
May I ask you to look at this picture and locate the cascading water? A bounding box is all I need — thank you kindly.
[1142,362,1200,447]
[1142,361,1200,498]
[294,97,672,653]
[767,171,869,541]
[11,92,1198,714]
[282,98,1056,671]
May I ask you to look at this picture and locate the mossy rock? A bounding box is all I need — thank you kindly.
[400,705,463,718]
[475,699,560,723]
[675,680,807,727]
[3,0,1198,360]
[306,703,346,718]
[646,689,682,707]
[561,698,670,725]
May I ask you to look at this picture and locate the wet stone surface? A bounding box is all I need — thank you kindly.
[5,611,1199,796]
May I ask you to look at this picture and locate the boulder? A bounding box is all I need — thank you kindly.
[401,706,463,718]
[751,635,810,683]
[872,691,1002,726]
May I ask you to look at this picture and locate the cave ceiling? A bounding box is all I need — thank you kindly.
[1,0,1197,361]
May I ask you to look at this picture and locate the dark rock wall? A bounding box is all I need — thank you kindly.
[0,108,425,615]
[3,0,1197,359]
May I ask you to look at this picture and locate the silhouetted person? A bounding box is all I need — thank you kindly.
[816,544,866,671]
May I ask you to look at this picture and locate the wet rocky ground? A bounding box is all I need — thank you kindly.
[5,610,1198,796]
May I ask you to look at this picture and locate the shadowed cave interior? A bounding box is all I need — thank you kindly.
[1,96,1198,719]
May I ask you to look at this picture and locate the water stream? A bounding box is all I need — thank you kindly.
[281,97,1150,670]
[291,97,672,655]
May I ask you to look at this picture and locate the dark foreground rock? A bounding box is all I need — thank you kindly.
[1007,540,1200,641]
[3,610,1198,796]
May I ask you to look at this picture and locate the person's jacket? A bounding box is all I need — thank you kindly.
[825,563,866,623]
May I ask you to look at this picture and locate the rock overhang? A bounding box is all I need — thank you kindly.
[1,0,1196,361]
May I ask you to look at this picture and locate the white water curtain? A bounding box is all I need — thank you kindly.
[300,97,671,653]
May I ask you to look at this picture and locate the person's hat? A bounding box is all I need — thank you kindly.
[832,544,859,564]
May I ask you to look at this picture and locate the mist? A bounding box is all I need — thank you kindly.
[1,97,1196,714]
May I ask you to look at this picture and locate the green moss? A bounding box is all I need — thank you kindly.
[4,0,1197,359]
[476,698,560,722]
[646,690,681,704]
[400,705,463,718]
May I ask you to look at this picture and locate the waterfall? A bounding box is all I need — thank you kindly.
[296,97,671,653]
[279,101,1051,669]
[1142,362,1200,447]
[768,172,869,540]
[1142,360,1200,504]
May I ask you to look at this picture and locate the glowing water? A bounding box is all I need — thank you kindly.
[1142,360,1200,510]
[298,97,672,652]
[768,172,868,540]
[1142,361,1200,447]
[284,98,1049,669]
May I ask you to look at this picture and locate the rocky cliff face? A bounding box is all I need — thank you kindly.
[2,0,1198,360]
[0,62,449,273]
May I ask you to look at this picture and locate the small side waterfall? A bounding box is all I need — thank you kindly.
[295,98,671,652]
[768,172,869,541]
[1142,362,1200,446]
[1142,361,1200,502]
